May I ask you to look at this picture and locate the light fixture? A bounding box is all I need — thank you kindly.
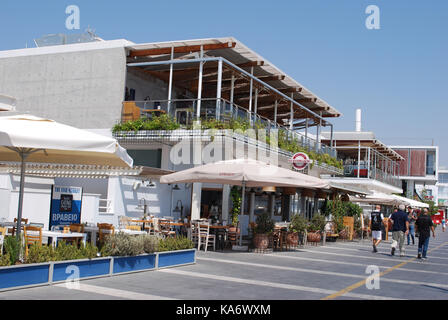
[262,186,276,193]
[172,184,180,190]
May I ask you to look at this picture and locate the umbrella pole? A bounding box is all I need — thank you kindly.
[16,151,27,240]
[239,181,246,246]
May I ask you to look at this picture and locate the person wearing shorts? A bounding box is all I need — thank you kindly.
[369,205,385,253]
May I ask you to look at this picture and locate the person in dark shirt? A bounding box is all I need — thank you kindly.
[390,204,409,257]
[369,205,385,253]
[415,208,435,260]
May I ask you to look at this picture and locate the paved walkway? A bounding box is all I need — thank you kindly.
[1,229,447,300]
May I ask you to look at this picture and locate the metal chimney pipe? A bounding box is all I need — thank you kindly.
[355,109,362,132]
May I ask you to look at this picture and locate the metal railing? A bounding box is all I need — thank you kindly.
[120,98,337,158]
[342,162,401,188]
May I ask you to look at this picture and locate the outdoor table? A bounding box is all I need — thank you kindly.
[42,230,87,248]
[117,229,147,235]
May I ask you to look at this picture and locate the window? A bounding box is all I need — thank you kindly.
[126,149,162,168]
[426,151,436,176]
[439,173,448,184]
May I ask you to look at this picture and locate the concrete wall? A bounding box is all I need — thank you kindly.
[0,43,127,129]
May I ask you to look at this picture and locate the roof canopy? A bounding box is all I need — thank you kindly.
[126,37,341,126]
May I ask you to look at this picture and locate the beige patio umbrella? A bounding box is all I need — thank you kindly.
[160,158,330,245]
[349,192,404,206]
[0,114,133,238]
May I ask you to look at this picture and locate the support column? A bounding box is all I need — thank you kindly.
[230,73,235,118]
[249,191,255,223]
[167,46,174,116]
[190,183,202,221]
[367,147,371,179]
[270,194,276,219]
[274,100,278,125]
[196,46,204,120]
[289,93,294,131]
[216,59,223,120]
[254,88,258,124]
[222,184,230,224]
[248,66,254,124]
[357,141,361,178]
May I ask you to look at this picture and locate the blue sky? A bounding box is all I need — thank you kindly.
[1,0,447,165]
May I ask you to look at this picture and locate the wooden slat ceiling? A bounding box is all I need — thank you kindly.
[126,37,342,126]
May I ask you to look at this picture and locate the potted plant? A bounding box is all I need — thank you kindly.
[307,215,326,243]
[253,213,275,250]
[229,186,241,231]
[288,214,308,247]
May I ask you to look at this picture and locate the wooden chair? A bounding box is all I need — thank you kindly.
[23,226,42,258]
[198,222,215,252]
[118,216,131,229]
[126,225,142,231]
[62,224,85,247]
[227,224,240,248]
[121,101,141,122]
[97,223,115,245]
[160,219,176,238]
[9,218,29,236]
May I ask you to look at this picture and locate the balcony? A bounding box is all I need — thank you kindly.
[116,98,340,168]
[342,160,401,188]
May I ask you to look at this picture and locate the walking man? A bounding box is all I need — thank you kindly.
[390,204,409,257]
[369,205,384,253]
[407,207,417,245]
[415,208,435,260]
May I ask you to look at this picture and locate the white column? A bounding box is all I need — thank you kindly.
[216,59,223,120]
[191,182,202,220]
[274,100,278,125]
[221,184,230,223]
[196,46,204,120]
[289,93,294,131]
[248,66,254,123]
[167,46,174,116]
[249,191,255,223]
[254,88,258,124]
[230,74,235,118]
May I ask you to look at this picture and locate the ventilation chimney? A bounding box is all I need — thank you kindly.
[355,109,362,132]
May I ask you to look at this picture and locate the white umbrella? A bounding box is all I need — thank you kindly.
[160,158,330,245]
[391,194,429,208]
[349,191,404,206]
[0,114,133,238]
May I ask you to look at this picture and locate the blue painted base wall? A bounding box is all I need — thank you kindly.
[0,249,195,291]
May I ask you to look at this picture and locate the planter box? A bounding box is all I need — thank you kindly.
[157,249,196,269]
[0,263,50,290]
[52,258,111,282]
[113,254,156,274]
[0,249,196,292]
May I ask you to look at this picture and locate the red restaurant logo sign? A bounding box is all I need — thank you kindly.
[289,152,312,171]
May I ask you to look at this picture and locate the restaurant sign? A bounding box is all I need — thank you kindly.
[49,185,83,229]
[289,152,312,171]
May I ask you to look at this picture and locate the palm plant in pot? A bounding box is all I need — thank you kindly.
[288,214,308,247]
[229,186,241,234]
[307,214,326,243]
[253,213,275,250]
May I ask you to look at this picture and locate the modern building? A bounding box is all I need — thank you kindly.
[0,35,345,230]
[436,167,448,217]
[390,145,439,201]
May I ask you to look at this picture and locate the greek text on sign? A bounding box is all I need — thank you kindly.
[289,152,312,171]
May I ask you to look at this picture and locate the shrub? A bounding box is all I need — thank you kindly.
[79,242,99,259]
[3,236,22,265]
[289,214,308,233]
[26,244,55,264]
[54,242,85,261]
[158,236,194,252]
[100,233,144,257]
[309,215,326,232]
[140,234,161,254]
[0,253,11,266]
[254,213,275,234]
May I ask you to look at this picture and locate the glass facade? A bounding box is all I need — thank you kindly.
[439,173,448,184]
[426,151,436,175]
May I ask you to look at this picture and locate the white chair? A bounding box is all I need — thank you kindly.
[190,221,200,248]
[197,222,216,252]
[0,226,6,254]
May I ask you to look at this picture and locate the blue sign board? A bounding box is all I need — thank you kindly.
[49,185,83,229]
